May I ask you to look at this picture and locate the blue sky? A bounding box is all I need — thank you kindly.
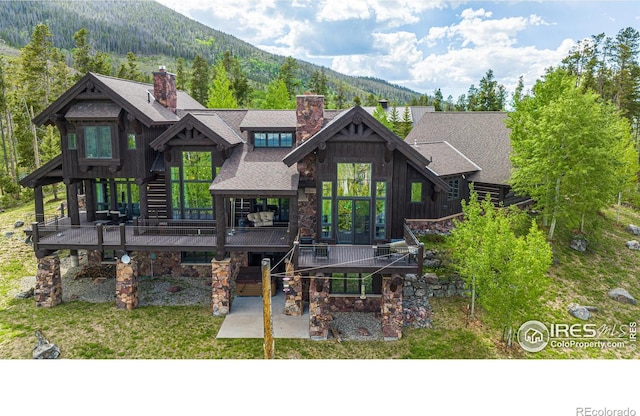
[156,0,640,99]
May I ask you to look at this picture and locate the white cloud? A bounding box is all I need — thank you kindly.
[316,0,446,27]
[331,31,423,80]
[424,7,550,48]
[316,0,371,22]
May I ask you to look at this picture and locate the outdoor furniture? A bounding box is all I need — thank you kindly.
[299,237,315,253]
[247,211,274,227]
[96,210,109,221]
[374,244,391,261]
[313,243,329,259]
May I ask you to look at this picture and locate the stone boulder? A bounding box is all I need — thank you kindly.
[626,240,640,250]
[14,220,24,228]
[570,238,588,252]
[627,224,640,236]
[608,288,637,305]
[33,330,60,359]
[567,303,595,320]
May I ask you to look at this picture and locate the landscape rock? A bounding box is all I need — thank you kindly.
[14,220,24,228]
[15,287,34,299]
[4,231,14,238]
[570,238,588,252]
[608,288,637,305]
[168,285,182,293]
[626,224,640,236]
[33,330,60,359]
[567,303,592,320]
[357,327,371,336]
[626,240,640,250]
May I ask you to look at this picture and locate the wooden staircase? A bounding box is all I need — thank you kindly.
[146,173,168,219]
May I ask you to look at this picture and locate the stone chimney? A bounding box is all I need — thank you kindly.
[153,65,177,113]
[296,94,324,146]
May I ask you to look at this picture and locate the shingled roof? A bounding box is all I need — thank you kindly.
[283,106,450,192]
[240,110,296,131]
[406,112,511,185]
[211,146,299,196]
[150,112,244,151]
[412,141,481,177]
[33,72,205,128]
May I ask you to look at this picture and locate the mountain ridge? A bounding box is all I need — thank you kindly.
[0,0,421,104]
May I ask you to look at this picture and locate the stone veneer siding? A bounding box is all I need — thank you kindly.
[211,259,232,316]
[327,296,381,313]
[381,275,403,340]
[116,258,139,310]
[309,274,332,340]
[284,261,303,316]
[35,254,62,308]
[296,94,324,240]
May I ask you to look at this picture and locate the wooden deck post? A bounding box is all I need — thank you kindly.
[214,194,226,260]
[119,223,126,250]
[262,258,274,359]
[96,223,103,251]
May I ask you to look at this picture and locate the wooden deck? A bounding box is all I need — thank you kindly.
[297,245,420,275]
[33,221,290,253]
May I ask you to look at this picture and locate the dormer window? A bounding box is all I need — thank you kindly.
[84,126,113,159]
[254,132,293,148]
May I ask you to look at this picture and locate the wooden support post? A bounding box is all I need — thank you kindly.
[119,223,126,250]
[32,222,40,253]
[262,258,274,359]
[215,194,226,260]
[34,186,45,223]
[96,223,104,250]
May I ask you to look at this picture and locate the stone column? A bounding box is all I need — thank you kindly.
[211,258,231,316]
[309,274,331,340]
[87,249,102,266]
[283,260,303,316]
[381,274,404,340]
[116,258,138,310]
[35,254,62,308]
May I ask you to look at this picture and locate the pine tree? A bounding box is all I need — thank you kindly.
[309,69,328,96]
[175,58,187,91]
[190,54,210,106]
[399,106,412,138]
[278,56,300,99]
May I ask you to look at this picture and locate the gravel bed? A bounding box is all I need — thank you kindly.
[328,312,383,341]
[13,256,210,307]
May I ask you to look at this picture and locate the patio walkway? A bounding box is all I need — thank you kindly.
[216,293,309,339]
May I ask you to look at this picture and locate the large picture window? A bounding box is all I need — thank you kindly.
[337,163,371,197]
[84,126,112,159]
[171,151,213,220]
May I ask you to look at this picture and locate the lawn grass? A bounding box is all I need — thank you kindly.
[1,196,638,359]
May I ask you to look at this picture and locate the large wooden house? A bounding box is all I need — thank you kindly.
[21,68,520,339]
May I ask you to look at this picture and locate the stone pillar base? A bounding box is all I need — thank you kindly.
[382,275,403,340]
[35,255,62,307]
[284,261,303,316]
[116,259,138,310]
[212,259,231,316]
[309,274,331,340]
